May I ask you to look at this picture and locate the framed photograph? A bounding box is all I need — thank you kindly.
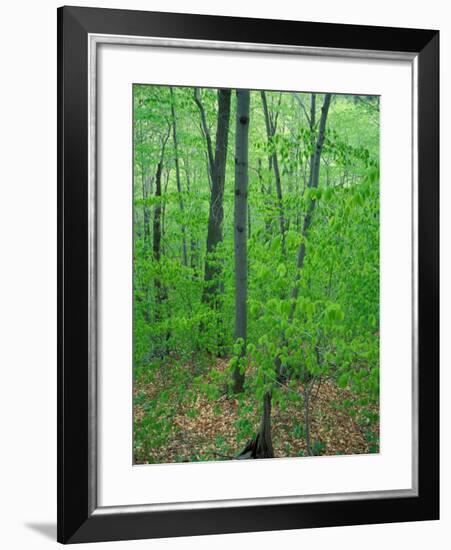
[57,6,439,544]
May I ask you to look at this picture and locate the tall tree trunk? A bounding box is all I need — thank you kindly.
[232,89,250,394]
[289,93,332,313]
[261,91,286,255]
[183,158,198,272]
[257,157,272,236]
[151,128,170,341]
[169,87,188,267]
[257,391,275,458]
[304,381,313,456]
[237,390,274,459]
[143,189,151,242]
[194,88,232,306]
[152,161,163,317]
[161,168,171,252]
[273,93,332,445]
[138,120,151,245]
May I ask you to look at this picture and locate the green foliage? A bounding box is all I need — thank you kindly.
[132,87,380,462]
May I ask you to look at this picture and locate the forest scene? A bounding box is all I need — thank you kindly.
[133,85,380,464]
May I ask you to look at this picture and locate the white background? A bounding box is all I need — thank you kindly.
[0,0,448,548]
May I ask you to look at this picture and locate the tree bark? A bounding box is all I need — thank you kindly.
[274,93,332,415]
[261,91,286,255]
[182,158,199,272]
[194,88,232,307]
[304,382,313,456]
[257,390,275,457]
[232,89,250,394]
[152,161,163,316]
[169,87,188,267]
[237,390,274,459]
[308,93,317,188]
[152,128,170,325]
[289,93,332,313]
[138,119,151,245]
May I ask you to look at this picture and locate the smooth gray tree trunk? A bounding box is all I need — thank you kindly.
[169,87,188,267]
[152,162,163,319]
[261,91,286,255]
[232,89,250,393]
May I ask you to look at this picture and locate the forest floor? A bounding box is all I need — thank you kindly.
[134,357,379,464]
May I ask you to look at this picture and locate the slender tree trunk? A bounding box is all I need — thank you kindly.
[138,120,151,245]
[237,93,332,460]
[151,128,170,339]
[205,152,212,190]
[256,391,275,458]
[194,88,232,307]
[236,391,274,459]
[261,91,286,255]
[143,194,151,242]
[274,93,332,421]
[169,87,188,267]
[160,168,171,258]
[257,157,272,236]
[183,159,198,272]
[289,93,332,314]
[304,382,312,456]
[232,89,250,394]
[152,161,163,316]
[308,93,317,183]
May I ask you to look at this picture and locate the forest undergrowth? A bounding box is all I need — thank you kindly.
[134,356,379,464]
[133,86,380,464]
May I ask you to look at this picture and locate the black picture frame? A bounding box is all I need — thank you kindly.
[57,5,439,544]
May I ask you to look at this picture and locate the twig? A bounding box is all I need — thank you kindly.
[311,376,323,404]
